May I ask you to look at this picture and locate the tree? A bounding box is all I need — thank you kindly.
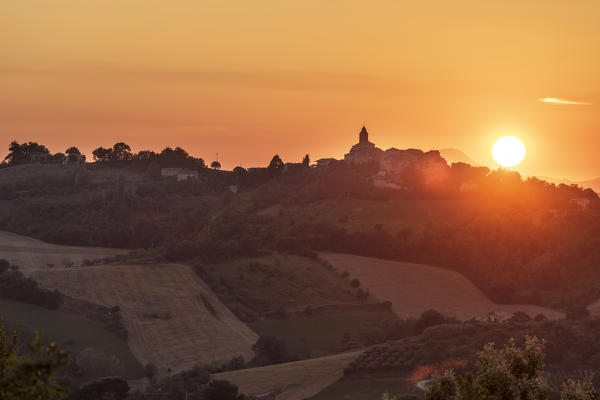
[561,374,599,400]
[268,154,284,172]
[414,309,447,334]
[92,147,113,162]
[111,142,132,161]
[251,336,287,365]
[4,141,50,165]
[70,377,130,400]
[233,166,247,176]
[65,147,81,155]
[426,336,550,400]
[203,380,247,400]
[302,153,310,166]
[211,161,222,170]
[0,324,69,400]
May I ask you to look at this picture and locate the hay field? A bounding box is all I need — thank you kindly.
[30,263,258,375]
[0,230,126,271]
[320,253,564,321]
[212,351,360,400]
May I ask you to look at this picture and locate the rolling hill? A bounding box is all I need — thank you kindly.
[0,230,127,271]
[29,263,259,375]
[320,253,564,321]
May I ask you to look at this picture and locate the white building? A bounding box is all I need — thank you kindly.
[161,168,198,181]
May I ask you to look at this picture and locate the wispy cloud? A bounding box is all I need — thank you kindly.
[538,97,593,105]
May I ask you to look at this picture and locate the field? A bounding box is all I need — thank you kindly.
[248,308,397,357]
[211,351,361,400]
[0,230,127,271]
[30,263,259,375]
[202,254,372,321]
[0,298,143,379]
[310,377,422,400]
[320,253,564,321]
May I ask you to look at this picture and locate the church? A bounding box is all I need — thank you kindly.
[343,126,383,164]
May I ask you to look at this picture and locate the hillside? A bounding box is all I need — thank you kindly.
[30,264,259,375]
[320,253,564,321]
[0,230,127,271]
[211,351,361,400]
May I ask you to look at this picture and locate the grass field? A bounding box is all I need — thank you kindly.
[320,253,564,321]
[248,308,397,357]
[211,351,361,400]
[30,263,259,375]
[0,230,127,271]
[204,254,371,321]
[310,377,422,400]
[0,298,143,379]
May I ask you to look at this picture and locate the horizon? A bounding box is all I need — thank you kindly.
[2,1,599,181]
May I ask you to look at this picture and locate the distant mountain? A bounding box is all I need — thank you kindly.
[527,175,600,194]
[439,148,477,166]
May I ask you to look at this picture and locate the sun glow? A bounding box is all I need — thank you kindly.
[492,136,526,167]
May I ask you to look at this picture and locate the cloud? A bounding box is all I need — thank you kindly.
[538,97,593,105]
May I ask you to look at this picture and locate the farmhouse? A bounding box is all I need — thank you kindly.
[160,167,198,181]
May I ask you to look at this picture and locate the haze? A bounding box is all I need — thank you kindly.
[2,0,599,179]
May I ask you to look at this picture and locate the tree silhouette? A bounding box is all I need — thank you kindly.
[268,154,284,172]
[302,154,310,166]
[65,147,81,155]
[211,161,222,170]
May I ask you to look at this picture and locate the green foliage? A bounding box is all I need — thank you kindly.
[0,259,62,309]
[70,376,129,400]
[426,336,549,400]
[0,323,69,400]
[251,336,287,366]
[560,374,600,400]
[203,379,247,400]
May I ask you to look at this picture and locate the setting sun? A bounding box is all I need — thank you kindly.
[492,136,526,167]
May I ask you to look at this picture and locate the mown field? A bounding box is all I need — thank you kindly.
[0,230,126,271]
[320,253,564,321]
[0,298,143,379]
[30,263,258,375]
[211,351,361,400]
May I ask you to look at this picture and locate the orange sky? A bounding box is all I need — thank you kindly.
[1,1,599,179]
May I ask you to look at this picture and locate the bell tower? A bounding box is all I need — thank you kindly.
[359,126,369,144]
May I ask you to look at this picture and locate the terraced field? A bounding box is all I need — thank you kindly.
[0,230,126,271]
[30,264,258,375]
[212,351,361,400]
[320,253,564,321]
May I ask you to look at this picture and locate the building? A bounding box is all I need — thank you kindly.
[316,158,337,168]
[344,126,383,164]
[160,168,198,181]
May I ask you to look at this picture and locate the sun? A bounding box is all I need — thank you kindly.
[492,136,526,167]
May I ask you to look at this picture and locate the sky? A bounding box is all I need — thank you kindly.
[1,0,599,180]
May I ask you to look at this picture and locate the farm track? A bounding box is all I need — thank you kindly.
[212,351,361,400]
[320,253,564,321]
[30,263,258,375]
